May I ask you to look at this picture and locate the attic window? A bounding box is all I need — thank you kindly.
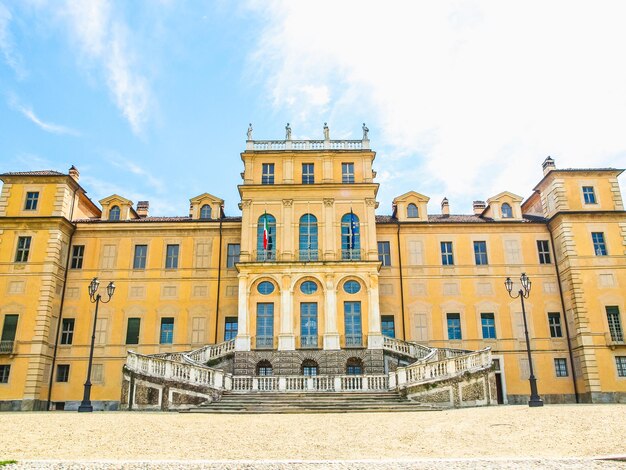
[501,203,512,218]
[109,205,121,221]
[407,203,418,218]
[200,204,212,219]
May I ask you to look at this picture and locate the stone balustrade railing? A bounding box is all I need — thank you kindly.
[390,347,492,390]
[247,139,369,151]
[126,351,231,390]
[230,374,389,393]
[382,336,433,360]
[185,339,236,363]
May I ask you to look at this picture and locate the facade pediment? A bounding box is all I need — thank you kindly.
[189,192,224,220]
[392,191,429,222]
[98,194,137,220]
[483,191,523,220]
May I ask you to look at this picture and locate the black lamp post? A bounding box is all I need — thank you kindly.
[505,273,544,407]
[78,277,115,412]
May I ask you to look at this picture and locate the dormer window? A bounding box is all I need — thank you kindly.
[109,205,121,221]
[501,203,513,218]
[407,203,418,218]
[200,204,212,219]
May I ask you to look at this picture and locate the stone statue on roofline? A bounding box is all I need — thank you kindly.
[362,123,369,140]
[323,122,329,140]
[247,123,253,140]
[285,123,292,140]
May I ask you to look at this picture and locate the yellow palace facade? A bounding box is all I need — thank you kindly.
[0,129,625,411]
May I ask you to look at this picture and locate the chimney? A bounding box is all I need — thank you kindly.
[542,156,556,176]
[68,165,80,182]
[441,197,450,216]
[136,201,149,218]
[473,200,486,215]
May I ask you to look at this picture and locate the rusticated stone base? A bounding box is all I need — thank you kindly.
[234,349,385,376]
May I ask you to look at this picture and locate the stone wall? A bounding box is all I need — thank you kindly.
[234,349,385,376]
[404,368,498,408]
[120,366,221,411]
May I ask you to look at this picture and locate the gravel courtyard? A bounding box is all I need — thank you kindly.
[0,405,625,466]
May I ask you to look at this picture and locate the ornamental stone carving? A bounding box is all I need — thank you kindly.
[241,199,252,208]
[366,198,376,207]
[323,198,334,207]
[282,199,293,207]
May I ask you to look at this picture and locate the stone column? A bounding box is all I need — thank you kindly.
[323,198,335,260]
[282,199,293,260]
[323,274,340,350]
[278,274,295,350]
[235,275,251,351]
[367,273,383,349]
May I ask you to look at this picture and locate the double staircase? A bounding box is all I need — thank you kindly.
[185,390,438,414]
[123,337,494,411]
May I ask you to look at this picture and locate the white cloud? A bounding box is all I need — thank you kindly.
[108,154,165,193]
[0,2,27,78]
[247,0,626,212]
[9,94,80,135]
[59,0,151,134]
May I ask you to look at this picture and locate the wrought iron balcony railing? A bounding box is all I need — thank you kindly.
[297,250,320,262]
[345,335,363,347]
[300,335,318,348]
[255,336,274,349]
[341,249,362,261]
[0,340,14,354]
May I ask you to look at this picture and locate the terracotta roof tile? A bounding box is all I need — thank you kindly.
[1,170,66,176]
[74,216,242,223]
[375,214,547,224]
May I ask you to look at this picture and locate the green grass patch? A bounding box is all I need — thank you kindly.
[0,461,17,466]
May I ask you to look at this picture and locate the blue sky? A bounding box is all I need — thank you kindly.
[1,1,625,216]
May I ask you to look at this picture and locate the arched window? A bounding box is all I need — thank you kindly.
[407,203,419,218]
[299,214,318,261]
[501,203,513,218]
[109,205,120,221]
[257,281,275,295]
[200,204,212,219]
[256,360,273,376]
[301,359,319,376]
[341,212,360,260]
[300,280,318,295]
[346,357,364,375]
[343,280,361,294]
[257,213,276,261]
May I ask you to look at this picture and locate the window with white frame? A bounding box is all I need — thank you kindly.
[554,358,568,377]
[582,186,596,204]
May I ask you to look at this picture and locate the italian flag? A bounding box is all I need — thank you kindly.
[263,212,269,250]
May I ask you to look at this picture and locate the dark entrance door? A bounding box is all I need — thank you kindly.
[495,373,504,404]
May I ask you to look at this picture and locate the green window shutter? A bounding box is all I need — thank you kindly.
[126,318,141,345]
[1,315,19,342]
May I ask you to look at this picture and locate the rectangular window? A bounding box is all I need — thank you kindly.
[227,244,240,268]
[224,317,238,341]
[474,241,488,265]
[606,306,624,342]
[548,312,563,338]
[504,239,521,264]
[191,317,206,344]
[133,245,147,269]
[56,364,70,383]
[412,312,428,341]
[344,301,362,346]
[408,240,423,265]
[160,317,174,344]
[1,314,18,343]
[447,313,462,340]
[70,245,84,269]
[537,240,551,264]
[481,313,496,339]
[300,302,318,347]
[95,318,107,345]
[441,241,454,266]
[378,241,391,267]
[195,242,210,268]
[165,244,179,269]
[126,318,141,345]
[592,232,607,256]
[15,236,31,262]
[0,365,10,383]
[262,163,275,184]
[60,319,75,345]
[342,162,355,184]
[554,358,568,377]
[616,357,626,377]
[381,315,395,338]
[302,163,314,184]
[582,186,597,204]
[256,303,274,348]
[24,191,39,210]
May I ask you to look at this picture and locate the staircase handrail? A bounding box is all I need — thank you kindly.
[184,339,236,363]
[391,347,492,390]
[382,336,433,360]
[126,350,232,390]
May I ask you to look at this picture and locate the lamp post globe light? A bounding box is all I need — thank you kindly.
[78,277,115,412]
[505,273,544,407]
